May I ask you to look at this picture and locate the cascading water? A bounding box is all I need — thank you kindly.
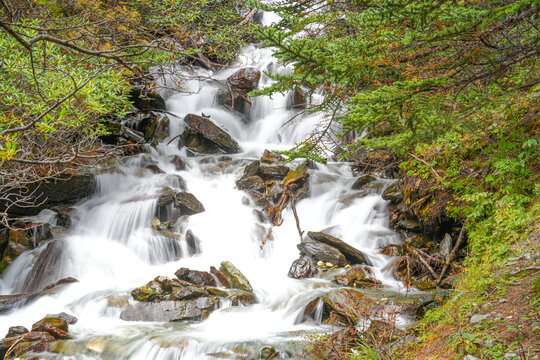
[0,8,408,360]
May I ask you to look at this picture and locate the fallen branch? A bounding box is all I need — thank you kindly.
[239,7,258,26]
[435,220,467,285]
[413,249,438,279]
[287,188,304,243]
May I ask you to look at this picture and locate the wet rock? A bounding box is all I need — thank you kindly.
[261,150,284,164]
[32,316,71,339]
[220,261,253,292]
[174,192,205,216]
[185,230,201,255]
[175,268,217,287]
[216,89,250,114]
[51,206,75,228]
[288,258,318,279]
[333,265,381,288]
[404,235,431,249]
[5,326,28,338]
[181,114,241,154]
[411,276,436,291]
[398,217,422,232]
[0,228,34,272]
[297,240,347,267]
[144,164,165,174]
[119,298,216,322]
[49,312,77,325]
[381,182,403,204]
[351,175,377,190]
[242,160,260,178]
[227,67,261,92]
[1,277,77,313]
[10,335,53,358]
[236,176,265,191]
[261,346,279,360]
[229,291,257,306]
[210,266,232,288]
[322,288,375,324]
[106,295,129,308]
[380,243,404,257]
[258,165,290,180]
[169,155,186,171]
[0,169,95,218]
[287,88,306,110]
[131,279,164,302]
[165,286,209,301]
[130,88,166,111]
[208,352,255,360]
[307,231,372,266]
[158,187,176,206]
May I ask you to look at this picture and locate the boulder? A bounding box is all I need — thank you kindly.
[322,288,375,324]
[119,298,216,322]
[20,241,64,293]
[229,291,257,306]
[180,114,240,154]
[288,258,318,279]
[5,326,28,338]
[307,232,372,266]
[131,279,165,302]
[129,88,166,111]
[174,192,205,216]
[158,187,176,207]
[216,89,250,113]
[175,268,217,287]
[185,230,201,255]
[242,160,260,178]
[297,240,348,267]
[169,155,186,171]
[287,88,306,110]
[351,175,377,190]
[210,266,232,288]
[258,165,290,180]
[236,176,265,191]
[163,286,209,301]
[0,228,34,273]
[333,265,381,288]
[227,67,261,92]
[382,182,403,204]
[220,261,253,292]
[1,277,78,313]
[260,150,284,164]
[0,170,95,217]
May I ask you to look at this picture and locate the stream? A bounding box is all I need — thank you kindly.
[0,8,408,360]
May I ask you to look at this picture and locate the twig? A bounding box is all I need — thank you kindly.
[288,189,304,243]
[239,7,258,26]
[408,153,441,182]
[413,249,438,279]
[261,227,272,249]
[436,220,467,285]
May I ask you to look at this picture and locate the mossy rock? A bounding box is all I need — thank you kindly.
[219,261,253,292]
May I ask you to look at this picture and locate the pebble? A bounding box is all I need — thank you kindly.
[531,320,540,330]
[484,339,497,348]
[499,298,508,303]
[470,314,491,325]
[505,353,519,359]
[464,355,479,360]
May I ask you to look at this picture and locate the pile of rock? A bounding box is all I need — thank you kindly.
[0,312,77,359]
[120,261,256,322]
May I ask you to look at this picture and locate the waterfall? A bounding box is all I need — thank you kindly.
[0,8,404,360]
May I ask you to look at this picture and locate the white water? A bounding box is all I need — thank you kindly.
[0,10,406,360]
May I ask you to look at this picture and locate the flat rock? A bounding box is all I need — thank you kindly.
[181,114,240,154]
[297,240,347,267]
[227,67,261,92]
[236,176,265,191]
[322,288,375,324]
[175,268,217,287]
[119,298,216,322]
[307,231,372,266]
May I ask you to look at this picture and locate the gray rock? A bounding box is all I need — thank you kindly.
[258,165,290,180]
[119,298,216,322]
[307,231,371,266]
[381,182,403,204]
[130,88,166,111]
[463,356,479,360]
[5,326,29,338]
[351,175,377,190]
[440,233,453,258]
[297,240,348,267]
[180,114,240,154]
[175,268,217,287]
[470,313,491,325]
[236,176,265,191]
[505,353,519,359]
